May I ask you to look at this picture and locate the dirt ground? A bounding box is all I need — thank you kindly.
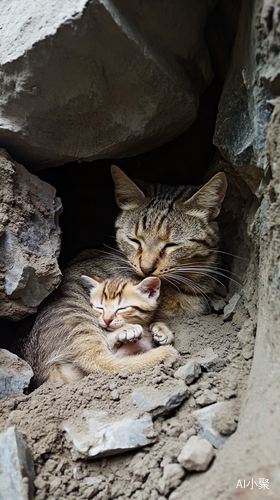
[0,299,254,500]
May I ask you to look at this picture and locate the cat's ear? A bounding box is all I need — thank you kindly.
[111,165,145,210]
[135,277,161,299]
[181,172,227,221]
[81,275,103,290]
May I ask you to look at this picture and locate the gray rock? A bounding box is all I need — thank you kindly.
[174,360,201,385]
[0,426,35,500]
[158,464,185,496]
[177,435,215,472]
[131,379,188,417]
[196,348,227,372]
[193,402,231,449]
[196,389,218,407]
[223,294,242,321]
[0,149,62,320]
[64,410,156,458]
[213,0,272,170]
[0,1,215,169]
[0,349,33,399]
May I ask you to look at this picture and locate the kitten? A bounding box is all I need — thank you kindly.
[111,165,228,318]
[13,252,177,387]
[81,275,174,357]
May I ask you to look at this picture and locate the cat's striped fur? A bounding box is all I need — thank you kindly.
[13,252,177,387]
[111,166,228,317]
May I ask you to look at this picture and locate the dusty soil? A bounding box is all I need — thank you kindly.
[0,304,253,500]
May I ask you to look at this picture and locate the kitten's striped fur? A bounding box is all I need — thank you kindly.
[111,166,228,317]
[14,252,177,387]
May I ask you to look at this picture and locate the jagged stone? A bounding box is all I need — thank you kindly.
[0,426,35,500]
[223,294,242,321]
[63,410,156,458]
[174,360,201,385]
[0,349,33,399]
[0,0,215,169]
[213,0,272,170]
[0,149,62,321]
[196,347,227,372]
[131,379,188,417]
[193,402,231,449]
[177,435,215,472]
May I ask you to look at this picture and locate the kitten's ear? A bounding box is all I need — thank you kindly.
[182,172,227,221]
[81,275,103,290]
[111,165,145,210]
[135,277,161,299]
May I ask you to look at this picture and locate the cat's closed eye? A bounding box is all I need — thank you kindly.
[129,237,142,252]
[160,243,178,257]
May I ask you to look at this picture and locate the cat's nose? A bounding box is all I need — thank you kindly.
[104,317,112,326]
[140,266,156,276]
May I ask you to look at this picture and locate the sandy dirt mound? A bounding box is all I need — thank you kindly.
[0,306,252,500]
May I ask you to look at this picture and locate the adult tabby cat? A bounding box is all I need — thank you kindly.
[111,166,228,318]
[14,252,177,388]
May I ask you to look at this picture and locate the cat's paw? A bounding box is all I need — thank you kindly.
[149,322,174,345]
[118,324,143,344]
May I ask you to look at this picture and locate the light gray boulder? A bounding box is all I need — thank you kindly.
[0,149,62,320]
[0,426,35,500]
[0,0,215,169]
[174,360,201,385]
[0,349,33,399]
[131,379,188,417]
[177,435,215,472]
[63,410,156,458]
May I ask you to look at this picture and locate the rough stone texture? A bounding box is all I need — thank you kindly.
[0,349,33,399]
[0,426,35,500]
[193,402,231,449]
[0,0,216,169]
[64,410,156,458]
[171,1,280,498]
[213,0,272,172]
[0,149,62,320]
[196,347,227,372]
[174,360,201,385]
[158,464,185,496]
[177,435,215,472]
[131,380,188,417]
[223,293,242,320]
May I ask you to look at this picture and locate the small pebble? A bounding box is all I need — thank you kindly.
[111,390,120,401]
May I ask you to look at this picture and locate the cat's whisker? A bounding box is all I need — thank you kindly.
[208,249,247,260]
[161,276,181,293]
[174,264,240,278]
[103,243,125,255]
[174,267,241,287]
[98,249,129,264]
[174,270,227,290]
[167,274,211,311]
[166,273,212,303]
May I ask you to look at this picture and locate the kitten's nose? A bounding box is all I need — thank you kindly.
[140,266,156,276]
[104,317,112,326]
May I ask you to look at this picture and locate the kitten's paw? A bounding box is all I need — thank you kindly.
[118,324,143,343]
[150,322,174,345]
